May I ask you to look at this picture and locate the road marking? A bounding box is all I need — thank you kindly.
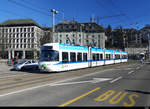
[51,78,113,86]
[128,71,134,75]
[136,67,140,70]
[59,87,101,107]
[0,73,29,79]
[0,70,112,98]
[110,76,122,83]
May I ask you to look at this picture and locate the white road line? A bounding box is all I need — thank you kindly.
[110,76,122,83]
[128,71,134,75]
[136,67,140,70]
[0,73,29,79]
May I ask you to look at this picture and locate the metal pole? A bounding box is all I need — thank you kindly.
[148,34,150,60]
[51,9,58,43]
[52,12,55,33]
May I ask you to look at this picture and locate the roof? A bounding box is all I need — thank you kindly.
[55,20,105,33]
[0,19,41,27]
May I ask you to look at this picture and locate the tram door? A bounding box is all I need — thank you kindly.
[88,47,92,67]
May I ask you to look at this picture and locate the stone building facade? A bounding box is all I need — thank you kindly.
[53,20,107,48]
[0,19,43,59]
[0,19,107,59]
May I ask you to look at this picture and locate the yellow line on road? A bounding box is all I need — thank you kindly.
[58,87,101,107]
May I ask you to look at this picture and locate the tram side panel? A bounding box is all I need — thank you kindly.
[90,48,105,67]
[59,49,89,71]
[104,50,115,65]
[121,52,128,63]
[114,51,121,64]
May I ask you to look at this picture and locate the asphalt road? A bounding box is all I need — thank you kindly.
[0,61,149,107]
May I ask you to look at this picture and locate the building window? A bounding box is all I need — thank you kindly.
[79,39,81,43]
[24,44,26,48]
[72,34,75,38]
[66,39,69,44]
[20,28,23,32]
[86,40,89,45]
[9,29,11,33]
[24,33,26,38]
[66,34,69,44]
[92,35,95,39]
[13,28,15,32]
[28,28,30,32]
[72,39,75,44]
[32,39,34,42]
[32,33,34,37]
[20,39,23,43]
[24,28,26,32]
[20,44,22,48]
[86,35,88,39]
[17,33,19,38]
[16,44,19,48]
[59,40,62,44]
[20,33,23,37]
[17,28,19,32]
[31,28,34,32]
[98,35,101,39]
[59,35,62,39]
[79,34,81,38]
[28,33,30,37]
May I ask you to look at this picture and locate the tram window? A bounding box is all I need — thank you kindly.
[115,55,120,59]
[77,53,82,62]
[40,50,59,62]
[111,54,113,59]
[122,55,127,59]
[100,54,103,60]
[83,53,87,61]
[62,52,69,63]
[106,54,110,60]
[96,54,99,61]
[92,53,96,61]
[70,52,76,62]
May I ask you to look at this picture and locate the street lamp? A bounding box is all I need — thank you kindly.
[51,9,58,43]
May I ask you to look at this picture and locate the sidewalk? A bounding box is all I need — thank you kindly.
[0,63,12,72]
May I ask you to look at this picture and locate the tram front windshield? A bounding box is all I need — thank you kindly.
[40,50,59,62]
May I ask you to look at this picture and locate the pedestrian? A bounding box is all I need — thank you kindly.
[140,57,143,64]
[140,54,144,64]
[12,59,14,65]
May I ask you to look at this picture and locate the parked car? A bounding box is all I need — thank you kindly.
[13,60,39,71]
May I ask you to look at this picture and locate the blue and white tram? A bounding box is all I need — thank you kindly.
[121,51,128,63]
[104,49,114,65]
[90,48,104,67]
[114,50,122,64]
[39,43,128,72]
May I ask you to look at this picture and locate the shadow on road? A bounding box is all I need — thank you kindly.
[125,89,150,95]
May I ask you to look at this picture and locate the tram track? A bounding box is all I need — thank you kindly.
[0,61,137,94]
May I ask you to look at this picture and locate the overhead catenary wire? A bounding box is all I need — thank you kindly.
[96,0,125,26]
[8,0,50,17]
[19,0,68,21]
[107,0,136,28]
